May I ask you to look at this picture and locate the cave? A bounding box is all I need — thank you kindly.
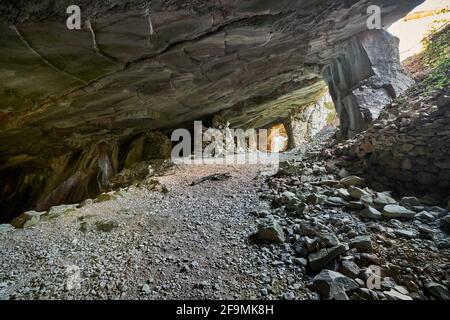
[0,0,449,303]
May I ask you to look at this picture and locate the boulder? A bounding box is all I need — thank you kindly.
[324,197,348,207]
[336,188,351,200]
[308,245,346,272]
[10,211,44,228]
[440,215,450,235]
[304,237,318,252]
[352,288,378,300]
[312,270,359,300]
[292,239,309,258]
[348,186,370,200]
[400,196,422,208]
[394,228,417,239]
[274,191,297,207]
[282,191,296,200]
[346,201,365,210]
[415,211,436,223]
[359,207,383,220]
[373,192,397,209]
[360,142,374,154]
[306,193,320,205]
[349,235,373,252]
[382,205,416,219]
[360,194,374,206]
[0,224,15,233]
[296,223,317,237]
[286,200,308,216]
[340,176,365,188]
[338,168,350,179]
[380,277,397,290]
[339,260,361,279]
[23,215,41,228]
[424,281,450,300]
[317,232,340,248]
[254,218,285,244]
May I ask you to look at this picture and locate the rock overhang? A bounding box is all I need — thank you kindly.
[0,1,424,151]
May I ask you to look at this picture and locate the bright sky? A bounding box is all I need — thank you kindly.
[388,0,450,60]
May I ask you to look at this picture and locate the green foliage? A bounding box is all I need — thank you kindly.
[405,23,450,94]
[324,101,335,111]
[421,23,450,69]
[326,111,337,125]
[419,23,450,93]
[324,102,337,125]
[422,58,450,92]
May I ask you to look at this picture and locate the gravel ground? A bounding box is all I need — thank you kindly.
[0,162,311,300]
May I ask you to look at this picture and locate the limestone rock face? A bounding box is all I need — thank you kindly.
[286,93,336,148]
[0,0,422,221]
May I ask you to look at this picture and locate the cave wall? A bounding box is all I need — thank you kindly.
[322,30,414,140]
[0,131,171,223]
[285,92,335,148]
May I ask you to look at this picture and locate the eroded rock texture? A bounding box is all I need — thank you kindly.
[0,0,422,220]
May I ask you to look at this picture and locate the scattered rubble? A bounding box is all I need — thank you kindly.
[250,127,449,300]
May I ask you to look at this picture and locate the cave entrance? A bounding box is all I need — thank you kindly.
[267,123,289,152]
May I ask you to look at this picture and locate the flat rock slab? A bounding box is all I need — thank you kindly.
[382,205,416,219]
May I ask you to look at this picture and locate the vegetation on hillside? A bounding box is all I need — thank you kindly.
[404,22,450,93]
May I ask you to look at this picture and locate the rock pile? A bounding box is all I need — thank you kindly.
[252,129,450,300]
[333,85,450,200]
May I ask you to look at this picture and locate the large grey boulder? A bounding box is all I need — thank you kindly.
[323,30,414,139]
